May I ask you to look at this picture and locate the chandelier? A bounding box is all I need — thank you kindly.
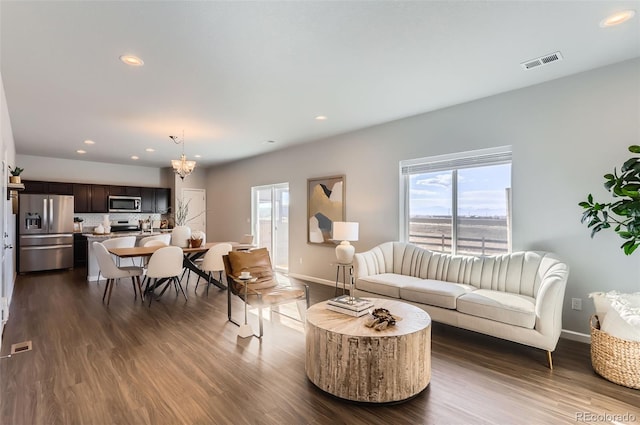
[169,131,196,180]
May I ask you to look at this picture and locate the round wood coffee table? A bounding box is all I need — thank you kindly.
[305,298,431,403]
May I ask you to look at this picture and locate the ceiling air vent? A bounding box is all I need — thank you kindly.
[520,51,563,70]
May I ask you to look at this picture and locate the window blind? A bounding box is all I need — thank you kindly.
[401,146,512,175]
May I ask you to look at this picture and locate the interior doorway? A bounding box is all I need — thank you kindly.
[251,183,289,272]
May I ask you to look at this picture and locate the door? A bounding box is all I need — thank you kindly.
[48,195,74,234]
[251,183,289,272]
[1,153,7,336]
[181,188,206,234]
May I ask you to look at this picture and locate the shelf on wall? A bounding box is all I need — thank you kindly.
[8,182,25,191]
[7,182,25,213]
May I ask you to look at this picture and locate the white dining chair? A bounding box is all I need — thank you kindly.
[195,243,232,296]
[99,236,137,282]
[138,234,171,247]
[136,234,172,265]
[236,234,254,251]
[145,246,187,307]
[92,241,144,306]
[144,240,168,247]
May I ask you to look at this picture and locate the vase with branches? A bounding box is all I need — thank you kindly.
[171,199,192,247]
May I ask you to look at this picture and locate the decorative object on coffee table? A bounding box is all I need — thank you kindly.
[364,307,400,330]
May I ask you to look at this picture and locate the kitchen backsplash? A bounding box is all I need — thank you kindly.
[74,213,164,230]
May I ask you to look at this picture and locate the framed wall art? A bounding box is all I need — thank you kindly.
[307,175,345,245]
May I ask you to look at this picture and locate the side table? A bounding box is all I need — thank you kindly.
[334,263,353,297]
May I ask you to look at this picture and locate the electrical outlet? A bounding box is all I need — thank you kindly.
[571,298,582,311]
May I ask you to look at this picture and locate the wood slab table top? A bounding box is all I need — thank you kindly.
[109,242,238,258]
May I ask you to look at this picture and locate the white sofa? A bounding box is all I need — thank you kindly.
[353,242,569,368]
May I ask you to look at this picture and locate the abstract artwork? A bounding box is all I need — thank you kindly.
[308,175,345,245]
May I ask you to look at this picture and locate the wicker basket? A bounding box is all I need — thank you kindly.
[590,315,640,389]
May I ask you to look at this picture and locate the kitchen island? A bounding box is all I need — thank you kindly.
[85,231,171,282]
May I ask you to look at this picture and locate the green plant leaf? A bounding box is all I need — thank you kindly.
[622,158,639,173]
[622,240,639,255]
[629,145,640,154]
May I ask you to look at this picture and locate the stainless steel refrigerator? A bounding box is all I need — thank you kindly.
[18,194,74,272]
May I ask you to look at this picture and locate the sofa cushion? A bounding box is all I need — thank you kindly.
[400,279,475,309]
[456,289,536,329]
[356,273,423,298]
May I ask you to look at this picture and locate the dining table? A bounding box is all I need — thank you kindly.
[108,241,243,291]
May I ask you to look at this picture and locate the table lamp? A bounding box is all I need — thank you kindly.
[332,221,359,264]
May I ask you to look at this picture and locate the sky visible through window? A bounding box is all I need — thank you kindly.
[410,163,511,217]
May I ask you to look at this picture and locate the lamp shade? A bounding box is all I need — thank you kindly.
[333,222,359,263]
[332,222,359,241]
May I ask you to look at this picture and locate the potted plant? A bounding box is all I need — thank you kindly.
[579,145,640,255]
[8,166,24,184]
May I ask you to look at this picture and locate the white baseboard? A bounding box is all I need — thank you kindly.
[561,329,590,344]
[287,273,334,287]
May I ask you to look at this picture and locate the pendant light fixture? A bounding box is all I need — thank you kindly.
[170,130,196,180]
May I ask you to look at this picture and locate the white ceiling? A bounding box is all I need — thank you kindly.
[1,1,639,168]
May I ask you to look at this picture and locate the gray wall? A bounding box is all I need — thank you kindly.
[205,58,640,335]
[16,154,167,187]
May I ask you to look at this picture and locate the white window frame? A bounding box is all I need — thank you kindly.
[400,146,512,255]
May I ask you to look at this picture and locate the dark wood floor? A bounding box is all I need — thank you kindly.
[1,268,638,425]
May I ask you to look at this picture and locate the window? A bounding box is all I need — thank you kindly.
[400,146,512,256]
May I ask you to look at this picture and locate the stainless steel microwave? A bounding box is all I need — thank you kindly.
[108,196,141,213]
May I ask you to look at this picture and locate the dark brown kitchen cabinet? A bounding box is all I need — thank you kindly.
[73,184,91,213]
[109,185,126,196]
[109,185,141,197]
[140,187,156,213]
[155,188,170,214]
[47,182,74,195]
[125,186,141,196]
[23,180,73,195]
[91,185,109,212]
[22,180,48,194]
[73,233,88,267]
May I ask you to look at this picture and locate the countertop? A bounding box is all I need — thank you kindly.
[83,231,171,239]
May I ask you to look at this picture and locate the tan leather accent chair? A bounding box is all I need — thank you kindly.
[223,248,309,337]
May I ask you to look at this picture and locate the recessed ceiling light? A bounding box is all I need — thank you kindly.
[194,154,201,158]
[76,149,86,154]
[145,148,155,152]
[600,10,636,27]
[315,116,327,121]
[84,140,95,145]
[119,55,144,66]
[131,155,139,160]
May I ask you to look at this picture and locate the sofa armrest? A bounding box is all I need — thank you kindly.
[534,263,569,340]
[354,242,395,279]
